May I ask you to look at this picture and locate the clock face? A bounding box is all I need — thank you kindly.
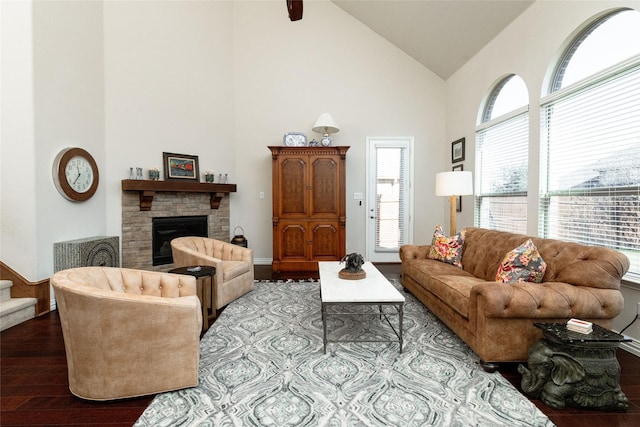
[53,147,99,202]
[65,156,95,193]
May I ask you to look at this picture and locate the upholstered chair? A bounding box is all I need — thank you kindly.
[171,236,254,310]
[51,267,201,401]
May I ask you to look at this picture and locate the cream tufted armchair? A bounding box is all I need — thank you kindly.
[171,236,254,310]
[51,267,201,401]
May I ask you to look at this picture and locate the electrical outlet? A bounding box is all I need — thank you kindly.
[637,302,640,315]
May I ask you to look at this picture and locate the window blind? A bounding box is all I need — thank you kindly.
[475,110,529,234]
[540,60,640,278]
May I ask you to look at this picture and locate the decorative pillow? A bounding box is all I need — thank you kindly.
[496,239,547,284]
[427,225,465,268]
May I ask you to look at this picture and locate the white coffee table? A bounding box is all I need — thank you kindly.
[319,261,405,353]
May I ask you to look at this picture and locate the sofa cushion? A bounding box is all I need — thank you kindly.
[222,260,250,282]
[428,274,486,320]
[427,226,465,268]
[496,239,547,283]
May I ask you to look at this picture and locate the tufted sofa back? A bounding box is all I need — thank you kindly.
[52,266,197,298]
[171,236,253,263]
[461,228,630,290]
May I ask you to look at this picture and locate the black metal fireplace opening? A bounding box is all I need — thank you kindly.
[152,215,208,266]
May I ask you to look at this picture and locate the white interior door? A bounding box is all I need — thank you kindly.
[366,137,413,262]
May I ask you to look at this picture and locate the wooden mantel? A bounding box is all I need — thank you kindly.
[121,180,237,211]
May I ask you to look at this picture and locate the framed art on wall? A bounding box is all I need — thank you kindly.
[163,152,200,181]
[451,138,465,163]
[452,164,463,212]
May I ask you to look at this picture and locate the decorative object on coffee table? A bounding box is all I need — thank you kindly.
[518,322,631,411]
[338,252,366,280]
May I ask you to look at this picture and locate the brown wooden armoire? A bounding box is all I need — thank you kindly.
[269,146,349,272]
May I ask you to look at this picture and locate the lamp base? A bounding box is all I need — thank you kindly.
[449,195,457,235]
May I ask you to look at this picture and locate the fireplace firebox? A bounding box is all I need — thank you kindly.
[152,216,208,266]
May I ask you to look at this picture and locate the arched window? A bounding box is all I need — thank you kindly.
[475,75,529,233]
[540,8,640,279]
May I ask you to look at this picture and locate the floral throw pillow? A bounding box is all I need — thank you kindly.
[496,239,547,284]
[427,225,465,268]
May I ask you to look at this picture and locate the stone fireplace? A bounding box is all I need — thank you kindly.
[121,190,230,271]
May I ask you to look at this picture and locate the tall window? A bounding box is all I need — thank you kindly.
[475,75,529,233]
[540,9,640,279]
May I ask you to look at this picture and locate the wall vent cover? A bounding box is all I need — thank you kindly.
[54,236,120,272]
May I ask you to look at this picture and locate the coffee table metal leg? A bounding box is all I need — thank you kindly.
[399,303,404,353]
[322,302,328,354]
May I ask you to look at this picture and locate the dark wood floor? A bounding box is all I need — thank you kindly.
[2,264,638,426]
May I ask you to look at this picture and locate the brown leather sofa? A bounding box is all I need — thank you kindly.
[400,227,629,371]
[171,236,254,310]
[51,267,201,400]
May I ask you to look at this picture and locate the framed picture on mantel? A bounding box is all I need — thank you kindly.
[163,152,199,181]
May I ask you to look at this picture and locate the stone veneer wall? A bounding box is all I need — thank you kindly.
[121,191,230,272]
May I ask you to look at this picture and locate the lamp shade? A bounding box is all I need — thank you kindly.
[312,113,340,134]
[435,171,473,196]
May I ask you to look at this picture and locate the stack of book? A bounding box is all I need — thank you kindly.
[566,318,593,334]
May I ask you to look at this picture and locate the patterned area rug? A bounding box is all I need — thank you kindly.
[135,280,553,427]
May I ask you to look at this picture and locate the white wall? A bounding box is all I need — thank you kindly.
[103,0,236,239]
[103,0,446,263]
[33,0,107,280]
[232,1,445,261]
[1,0,38,279]
[445,0,640,350]
[1,0,445,282]
[1,0,106,282]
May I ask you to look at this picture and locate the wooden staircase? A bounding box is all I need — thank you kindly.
[0,279,37,331]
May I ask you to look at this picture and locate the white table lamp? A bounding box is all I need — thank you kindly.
[312,113,340,146]
[435,171,473,235]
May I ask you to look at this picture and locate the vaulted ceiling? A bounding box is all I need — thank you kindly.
[332,0,535,79]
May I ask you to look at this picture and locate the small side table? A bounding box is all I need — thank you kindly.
[169,266,216,332]
[518,322,630,411]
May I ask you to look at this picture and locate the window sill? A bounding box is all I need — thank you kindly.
[621,273,640,290]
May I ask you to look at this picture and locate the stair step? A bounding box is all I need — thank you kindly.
[0,297,37,331]
[1,280,12,302]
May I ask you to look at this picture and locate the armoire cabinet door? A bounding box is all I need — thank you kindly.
[309,221,340,260]
[276,221,308,261]
[277,155,308,217]
[310,155,340,217]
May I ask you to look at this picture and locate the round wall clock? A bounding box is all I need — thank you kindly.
[52,147,99,202]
